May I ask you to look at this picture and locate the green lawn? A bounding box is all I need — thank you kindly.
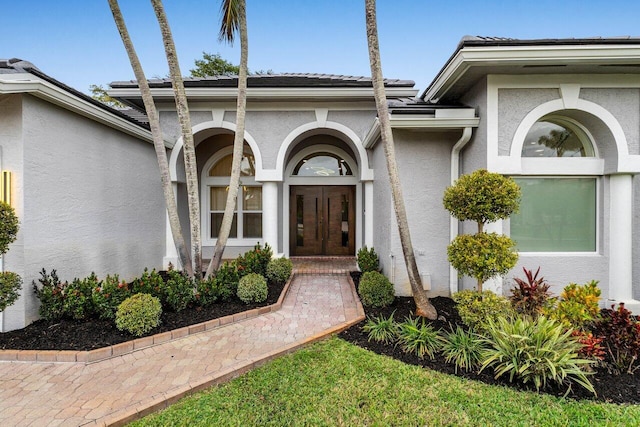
[132,338,640,426]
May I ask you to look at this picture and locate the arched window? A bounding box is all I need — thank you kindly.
[202,147,261,242]
[521,117,594,158]
[512,116,597,253]
[292,152,353,176]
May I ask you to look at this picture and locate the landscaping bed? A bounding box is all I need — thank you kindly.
[0,280,285,351]
[339,273,640,405]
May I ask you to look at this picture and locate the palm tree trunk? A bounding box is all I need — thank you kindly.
[151,0,202,278]
[364,0,437,319]
[205,0,248,278]
[107,0,193,277]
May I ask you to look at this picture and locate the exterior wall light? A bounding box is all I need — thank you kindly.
[1,171,11,206]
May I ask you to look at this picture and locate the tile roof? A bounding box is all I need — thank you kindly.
[110,73,415,89]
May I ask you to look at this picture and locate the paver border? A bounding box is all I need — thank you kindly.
[0,274,297,365]
[99,271,365,427]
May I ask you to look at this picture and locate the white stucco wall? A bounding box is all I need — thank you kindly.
[1,95,166,331]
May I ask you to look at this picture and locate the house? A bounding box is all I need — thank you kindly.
[2,36,640,331]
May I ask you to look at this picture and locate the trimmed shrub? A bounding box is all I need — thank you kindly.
[481,316,595,394]
[195,276,220,306]
[115,293,162,337]
[0,201,19,256]
[358,271,395,308]
[216,261,240,301]
[266,257,293,285]
[510,267,554,318]
[131,268,166,304]
[362,312,398,344]
[63,274,98,320]
[0,271,22,312]
[236,243,273,277]
[164,269,195,312]
[548,281,601,330]
[33,269,65,320]
[237,273,268,304]
[396,316,442,360]
[453,290,515,333]
[441,326,487,373]
[357,246,379,273]
[91,275,131,320]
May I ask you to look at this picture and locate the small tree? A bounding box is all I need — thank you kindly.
[0,202,21,312]
[444,169,521,292]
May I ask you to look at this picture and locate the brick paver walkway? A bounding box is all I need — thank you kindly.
[0,261,362,426]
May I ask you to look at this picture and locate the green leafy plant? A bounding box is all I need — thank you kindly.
[357,246,379,273]
[441,326,487,373]
[62,273,98,320]
[115,293,162,337]
[266,257,293,285]
[510,267,554,318]
[195,276,220,306]
[91,274,131,320]
[447,233,519,292]
[0,201,19,256]
[358,271,395,308]
[594,303,640,374]
[164,269,195,312]
[237,273,268,304]
[453,290,515,333]
[236,243,273,277]
[548,281,601,330]
[216,261,240,301]
[396,316,442,359]
[480,316,595,395]
[33,269,65,320]
[443,169,520,292]
[362,312,398,344]
[132,268,166,304]
[0,271,22,312]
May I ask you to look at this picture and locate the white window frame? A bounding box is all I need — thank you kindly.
[201,147,262,246]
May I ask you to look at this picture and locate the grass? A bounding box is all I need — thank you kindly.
[132,338,640,427]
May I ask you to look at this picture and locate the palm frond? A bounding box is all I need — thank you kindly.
[219,0,241,43]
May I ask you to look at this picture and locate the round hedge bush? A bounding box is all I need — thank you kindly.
[0,271,22,312]
[237,273,268,304]
[115,293,162,337]
[266,257,293,285]
[0,202,19,256]
[358,271,395,308]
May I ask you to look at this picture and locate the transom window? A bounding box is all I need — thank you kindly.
[203,147,261,241]
[292,152,353,176]
[521,118,594,158]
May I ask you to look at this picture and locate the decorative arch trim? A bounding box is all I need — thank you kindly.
[168,120,263,181]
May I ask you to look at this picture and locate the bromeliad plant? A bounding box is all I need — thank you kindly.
[510,267,554,318]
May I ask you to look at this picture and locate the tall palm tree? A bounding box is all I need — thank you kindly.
[107,0,194,277]
[364,0,437,319]
[151,0,202,278]
[205,0,249,278]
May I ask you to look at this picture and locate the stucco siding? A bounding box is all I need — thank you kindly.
[327,110,377,143]
[13,95,165,330]
[160,110,214,143]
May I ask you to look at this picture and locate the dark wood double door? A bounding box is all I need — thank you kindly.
[290,186,355,256]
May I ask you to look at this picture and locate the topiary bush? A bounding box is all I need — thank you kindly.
[237,273,268,304]
[115,293,162,337]
[358,271,395,308]
[266,257,293,286]
[91,274,131,320]
[357,246,379,273]
[453,289,515,333]
[216,261,240,301]
[480,316,595,394]
[164,269,195,312]
[0,271,22,312]
[0,201,19,256]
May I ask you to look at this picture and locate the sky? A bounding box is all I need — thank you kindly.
[3,0,640,96]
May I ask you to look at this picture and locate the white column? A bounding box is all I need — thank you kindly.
[262,181,279,254]
[609,174,636,305]
[163,182,180,269]
[364,181,374,248]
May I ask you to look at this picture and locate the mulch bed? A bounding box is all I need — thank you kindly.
[338,273,640,405]
[0,281,285,351]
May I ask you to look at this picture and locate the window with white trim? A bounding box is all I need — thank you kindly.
[204,149,262,240]
[521,117,594,158]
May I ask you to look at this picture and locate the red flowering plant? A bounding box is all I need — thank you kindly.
[92,274,131,320]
